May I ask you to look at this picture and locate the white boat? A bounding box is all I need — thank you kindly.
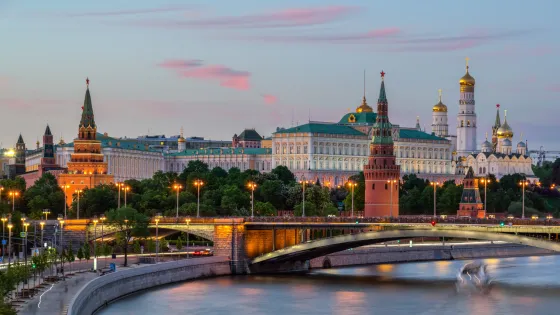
[456,262,493,293]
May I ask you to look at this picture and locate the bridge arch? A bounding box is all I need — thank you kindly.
[89,224,215,242]
[251,229,560,265]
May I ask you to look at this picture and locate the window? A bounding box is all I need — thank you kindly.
[385,183,388,190]
[467,120,471,127]
[304,146,308,154]
[304,161,308,170]
[372,183,375,190]
[297,146,301,154]
[282,146,286,154]
[275,146,279,154]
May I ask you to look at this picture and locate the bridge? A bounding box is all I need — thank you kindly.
[51,217,560,273]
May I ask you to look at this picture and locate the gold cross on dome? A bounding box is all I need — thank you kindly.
[438,89,442,101]
[465,57,470,69]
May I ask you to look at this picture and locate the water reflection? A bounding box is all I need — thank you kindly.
[99,256,560,315]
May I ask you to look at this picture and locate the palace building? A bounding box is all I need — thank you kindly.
[58,79,114,205]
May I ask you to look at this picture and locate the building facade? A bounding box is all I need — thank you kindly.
[457,167,485,218]
[456,59,477,157]
[165,148,272,173]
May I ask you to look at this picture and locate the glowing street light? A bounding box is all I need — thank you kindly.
[40,221,45,251]
[76,189,83,219]
[57,214,65,278]
[247,182,257,218]
[155,213,162,262]
[93,215,98,270]
[0,186,4,203]
[100,214,106,244]
[1,214,7,263]
[7,221,13,265]
[299,177,311,217]
[42,209,51,221]
[430,182,442,218]
[518,180,529,219]
[193,180,204,218]
[8,190,19,212]
[347,181,358,218]
[122,186,131,207]
[480,178,491,213]
[60,184,70,218]
[387,179,398,218]
[115,183,125,208]
[185,218,191,259]
[173,184,183,218]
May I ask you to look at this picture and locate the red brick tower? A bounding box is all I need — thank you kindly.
[457,167,484,218]
[364,71,400,217]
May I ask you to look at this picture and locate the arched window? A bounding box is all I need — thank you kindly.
[372,183,375,190]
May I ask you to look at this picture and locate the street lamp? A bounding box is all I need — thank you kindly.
[347,181,358,218]
[1,215,7,263]
[299,177,311,217]
[42,209,50,221]
[480,178,491,213]
[185,218,191,259]
[193,180,204,218]
[387,179,398,218]
[57,214,65,278]
[116,183,124,208]
[0,186,4,203]
[60,184,70,218]
[551,184,556,190]
[40,221,45,251]
[23,222,29,266]
[155,213,162,262]
[76,189,83,219]
[93,215,98,270]
[173,184,183,218]
[122,186,130,208]
[8,191,19,212]
[430,182,441,218]
[100,214,106,244]
[518,180,529,219]
[247,182,257,218]
[7,221,13,265]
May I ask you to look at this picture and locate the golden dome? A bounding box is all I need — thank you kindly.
[432,89,447,112]
[459,71,475,86]
[178,136,186,143]
[356,96,373,113]
[497,112,513,138]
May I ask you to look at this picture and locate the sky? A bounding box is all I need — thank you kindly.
[1,0,559,151]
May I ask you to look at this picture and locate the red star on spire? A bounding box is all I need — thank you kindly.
[496,104,500,108]
[380,70,385,78]
[86,77,89,86]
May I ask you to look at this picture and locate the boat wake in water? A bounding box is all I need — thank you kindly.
[455,262,493,294]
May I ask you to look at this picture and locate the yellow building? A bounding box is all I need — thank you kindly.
[58,79,114,207]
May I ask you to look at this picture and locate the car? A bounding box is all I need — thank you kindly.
[202,249,214,256]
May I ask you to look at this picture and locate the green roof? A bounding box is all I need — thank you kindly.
[398,129,446,141]
[338,112,377,124]
[59,133,158,152]
[80,86,96,128]
[167,147,272,157]
[274,123,367,136]
[238,129,262,141]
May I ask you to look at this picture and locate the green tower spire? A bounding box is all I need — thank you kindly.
[80,78,96,128]
[371,71,393,145]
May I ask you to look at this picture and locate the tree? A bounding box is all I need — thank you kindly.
[106,207,149,266]
[71,185,118,218]
[83,243,91,263]
[176,237,183,251]
[77,247,84,262]
[133,240,141,254]
[271,166,296,185]
[259,180,287,210]
[254,201,277,216]
[23,173,64,217]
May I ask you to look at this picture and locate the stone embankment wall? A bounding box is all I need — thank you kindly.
[68,256,231,315]
[310,243,555,269]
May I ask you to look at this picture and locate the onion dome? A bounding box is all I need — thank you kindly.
[459,58,475,92]
[356,96,373,113]
[517,141,526,148]
[497,110,514,138]
[482,140,492,151]
[178,127,186,143]
[503,138,512,147]
[432,89,447,112]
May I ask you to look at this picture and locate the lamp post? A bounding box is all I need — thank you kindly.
[7,221,13,265]
[387,179,398,218]
[57,214,65,278]
[42,209,50,221]
[92,215,98,270]
[173,184,183,218]
[122,186,130,208]
[40,221,45,251]
[193,180,204,218]
[116,183,124,208]
[76,189,83,219]
[299,177,310,217]
[100,214,106,244]
[21,216,26,262]
[518,180,529,219]
[347,181,358,218]
[247,182,257,218]
[430,182,441,218]
[23,222,29,266]
[155,213,161,263]
[61,184,70,218]
[8,191,19,212]
[185,218,191,259]
[1,215,6,263]
[0,186,4,203]
[480,178,490,213]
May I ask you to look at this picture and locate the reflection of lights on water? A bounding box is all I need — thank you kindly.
[333,291,366,315]
[434,261,452,274]
[376,264,394,273]
[529,256,541,262]
[290,284,316,296]
[483,258,500,265]
[240,287,263,295]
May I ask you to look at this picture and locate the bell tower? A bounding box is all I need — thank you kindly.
[456,58,477,157]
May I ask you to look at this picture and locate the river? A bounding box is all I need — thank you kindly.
[98,255,560,315]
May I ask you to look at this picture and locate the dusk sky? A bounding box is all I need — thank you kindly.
[1,0,558,150]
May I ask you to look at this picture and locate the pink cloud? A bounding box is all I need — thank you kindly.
[241,27,400,43]
[546,85,560,92]
[158,59,251,91]
[136,5,360,29]
[262,94,278,104]
[64,5,195,17]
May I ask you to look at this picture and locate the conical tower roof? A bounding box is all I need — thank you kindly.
[465,166,475,179]
[44,124,52,136]
[80,78,96,128]
[17,134,24,144]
